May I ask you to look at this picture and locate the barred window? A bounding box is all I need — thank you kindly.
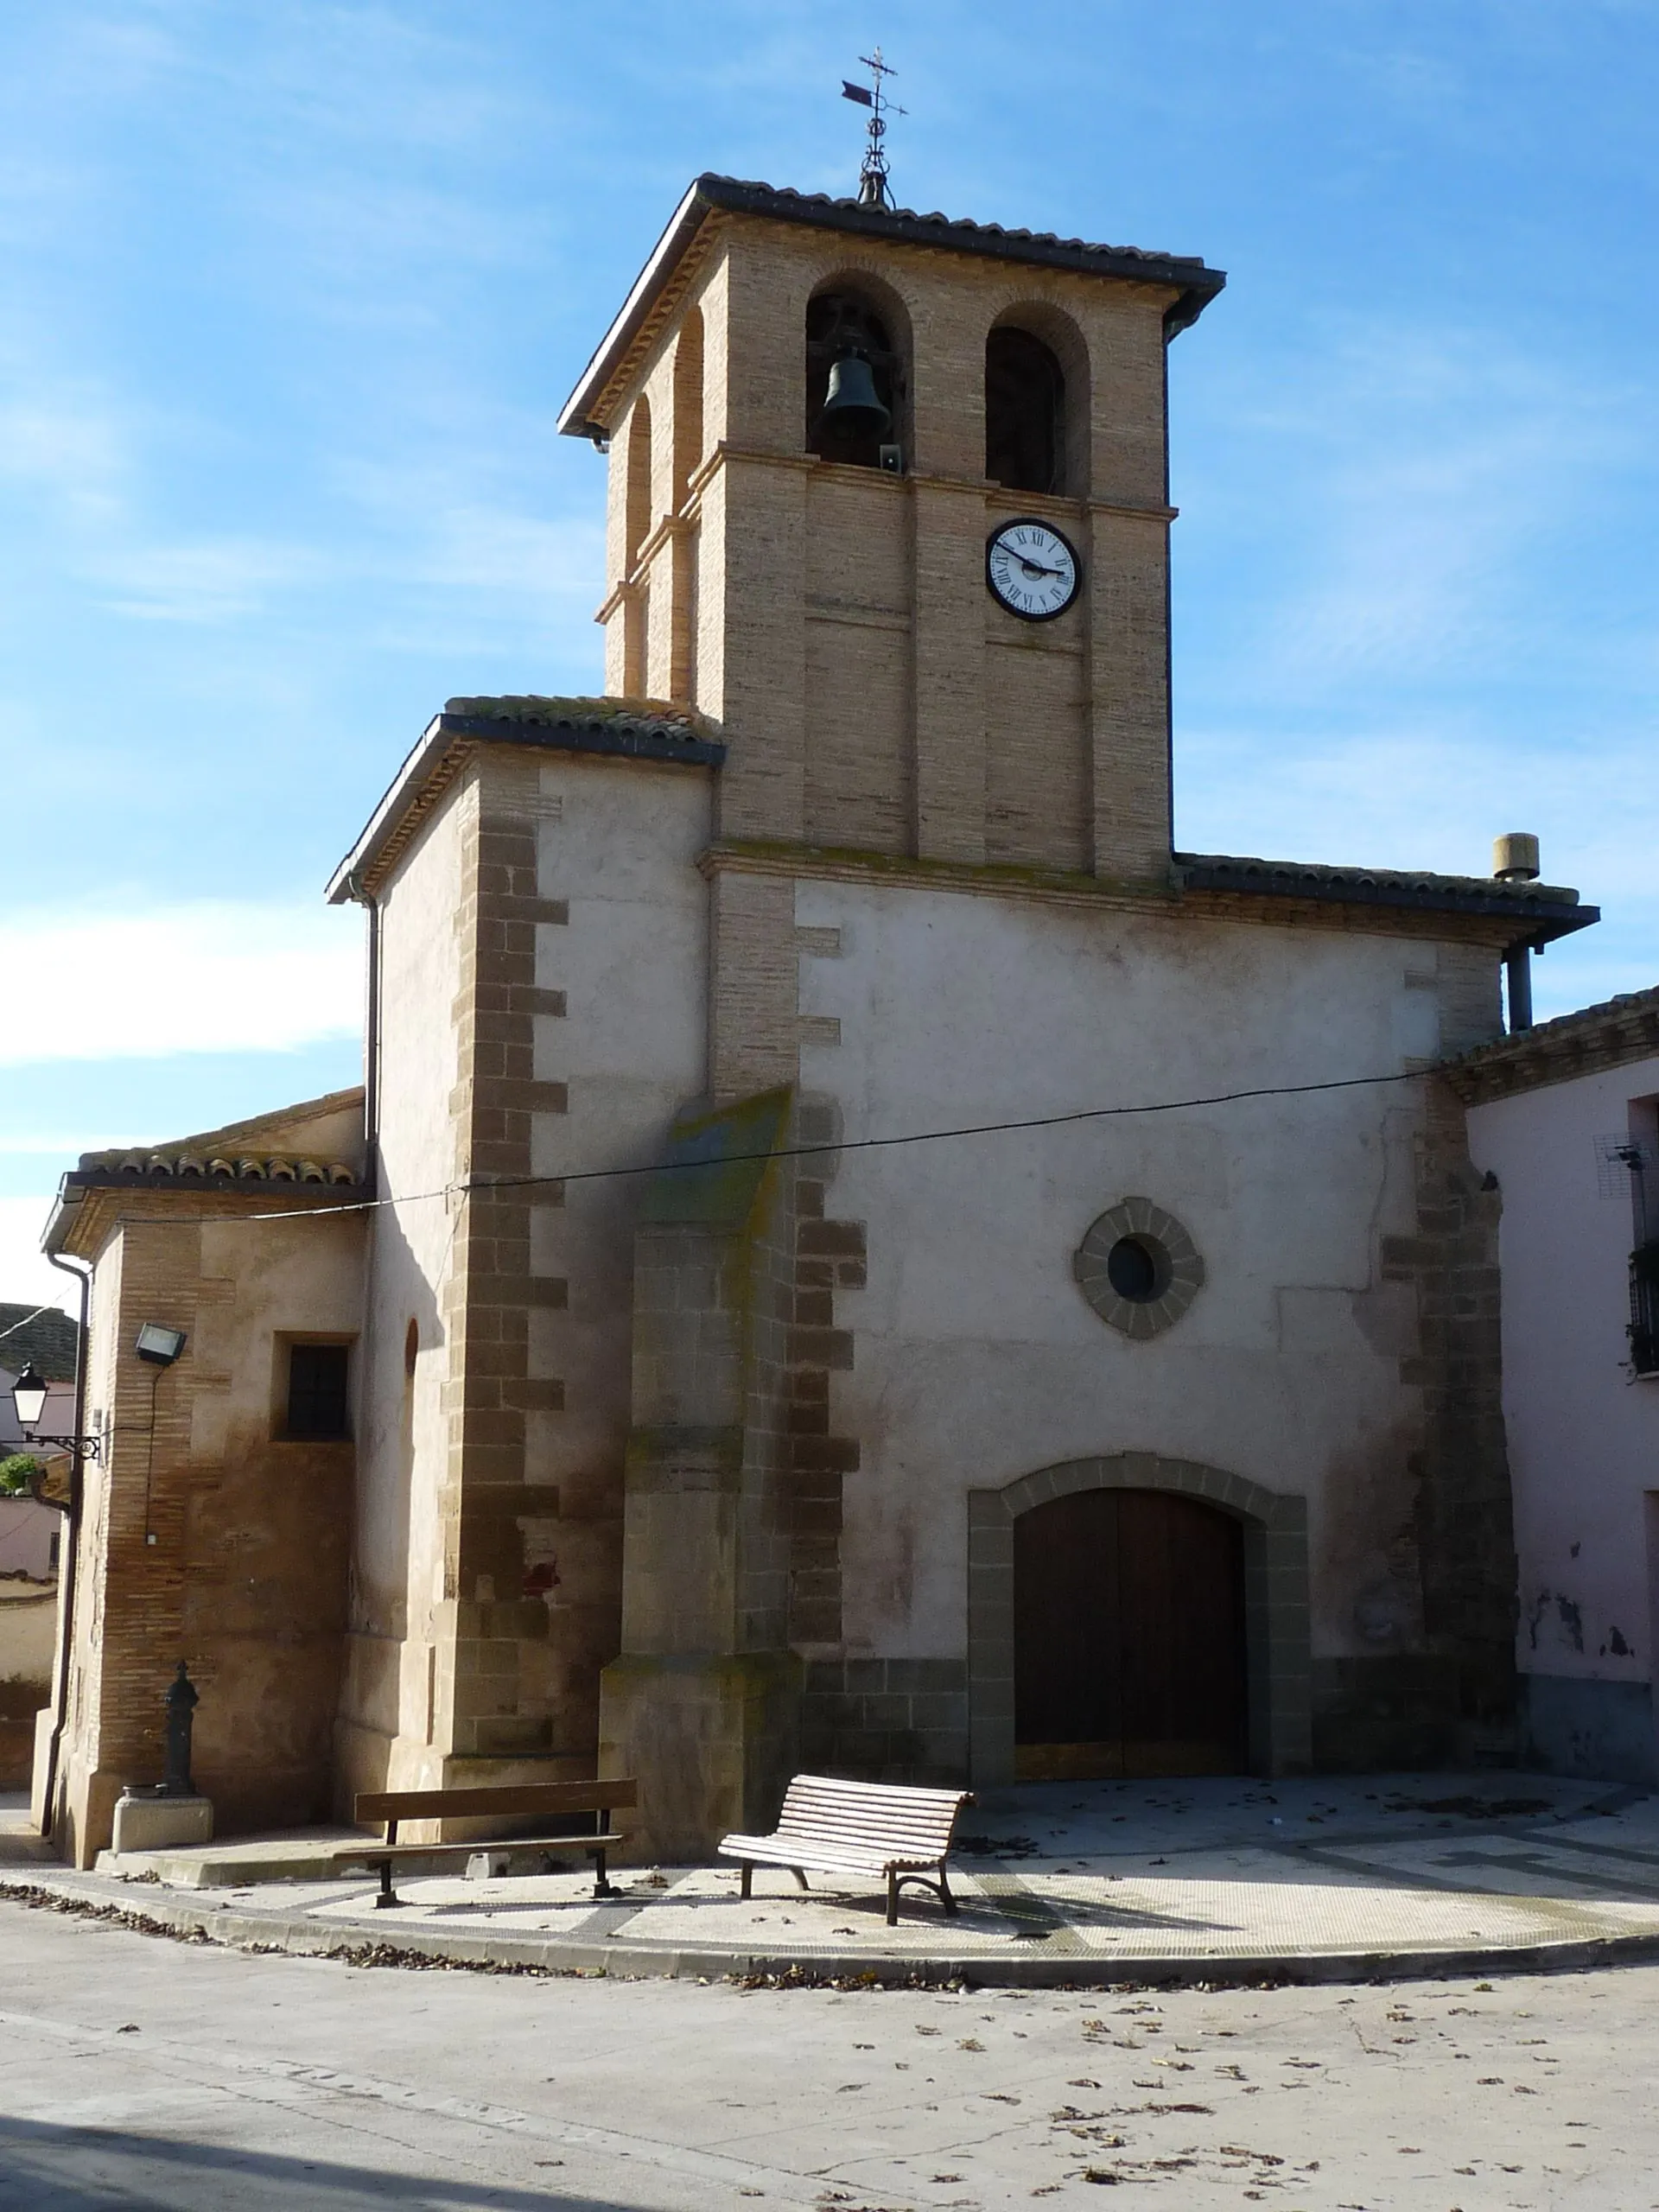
[285,1343,351,1440]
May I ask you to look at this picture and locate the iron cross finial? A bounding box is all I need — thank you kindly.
[840,48,906,208]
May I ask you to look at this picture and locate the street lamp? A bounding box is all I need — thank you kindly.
[10,1362,48,1431]
[8,1362,101,1465]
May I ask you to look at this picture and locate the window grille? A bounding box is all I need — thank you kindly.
[285,1343,351,1440]
[1631,1243,1659,1377]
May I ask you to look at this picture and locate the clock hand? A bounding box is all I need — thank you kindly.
[994,538,1066,578]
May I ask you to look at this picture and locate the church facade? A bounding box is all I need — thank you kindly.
[38,177,1596,1866]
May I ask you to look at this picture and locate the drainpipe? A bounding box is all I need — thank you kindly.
[343,871,381,1166]
[1503,943,1534,1033]
[38,1247,92,1842]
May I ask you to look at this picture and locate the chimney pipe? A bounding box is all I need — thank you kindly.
[1493,832,1541,1033]
[1492,831,1541,883]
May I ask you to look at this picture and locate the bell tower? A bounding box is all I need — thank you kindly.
[560,175,1224,885]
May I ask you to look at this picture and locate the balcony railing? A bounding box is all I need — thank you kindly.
[1630,1242,1659,1377]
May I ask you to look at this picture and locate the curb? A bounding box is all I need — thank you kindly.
[9,1873,1659,1990]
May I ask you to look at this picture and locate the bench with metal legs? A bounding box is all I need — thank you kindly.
[721,1776,971,1928]
[337,1781,637,1910]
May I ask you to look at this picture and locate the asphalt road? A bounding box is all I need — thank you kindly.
[2,1893,1656,2210]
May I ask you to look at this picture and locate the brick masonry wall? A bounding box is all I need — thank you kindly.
[709,868,798,1103]
[54,1192,365,1863]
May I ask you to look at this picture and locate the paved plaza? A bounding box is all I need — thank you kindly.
[10,1772,1659,1986]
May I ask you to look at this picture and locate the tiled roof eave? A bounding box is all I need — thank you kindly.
[439,710,725,766]
[557,174,1226,441]
[1443,986,1659,1104]
[57,1171,372,1200]
[1174,853,1595,944]
[328,698,724,905]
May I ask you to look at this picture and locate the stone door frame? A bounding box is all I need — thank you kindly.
[967,1453,1312,1783]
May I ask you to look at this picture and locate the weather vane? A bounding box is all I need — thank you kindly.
[841,48,905,208]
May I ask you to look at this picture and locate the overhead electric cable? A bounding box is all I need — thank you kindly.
[105,1065,1427,1230]
[0,1302,57,1346]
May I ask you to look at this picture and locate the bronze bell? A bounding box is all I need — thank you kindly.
[819,349,891,438]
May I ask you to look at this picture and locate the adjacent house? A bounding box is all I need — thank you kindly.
[1,1301,80,1786]
[1454,988,1659,1783]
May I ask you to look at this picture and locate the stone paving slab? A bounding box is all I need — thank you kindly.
[10,1771,1659,1988]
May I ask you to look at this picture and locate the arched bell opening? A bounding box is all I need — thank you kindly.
[622,396,653,572]
[985,324,1065,496]
[671,307,705,512]
[805,284,907,472]
[620,396,653,694]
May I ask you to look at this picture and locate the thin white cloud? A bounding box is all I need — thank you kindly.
[0,380,125,522]
[0,1196,77,1313]
[96,536,328,624]
[0,345,328,626]
[0,902,363,1067]
[1180,316,1650,700]
[1177,721,1659,887]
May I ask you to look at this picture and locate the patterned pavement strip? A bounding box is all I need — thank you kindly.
[10,1770,1659,1985]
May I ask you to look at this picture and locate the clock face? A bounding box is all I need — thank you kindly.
[985,518,1081,621]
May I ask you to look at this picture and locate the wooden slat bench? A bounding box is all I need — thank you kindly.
[718,1775,972,1927]
[337,1780,637,1910]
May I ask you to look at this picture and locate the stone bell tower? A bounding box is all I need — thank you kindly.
[558,177,1226,1856]
[560,173,1224,900]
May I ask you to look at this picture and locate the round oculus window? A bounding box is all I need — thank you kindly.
[1105,1235,1165,1305]
[1073,1199,1205,1340]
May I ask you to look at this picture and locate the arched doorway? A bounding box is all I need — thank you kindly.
[965,1454,1312,1783]
[1013,1488,1246,1779]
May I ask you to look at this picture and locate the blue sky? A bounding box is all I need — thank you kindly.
[2,0,1655,1308]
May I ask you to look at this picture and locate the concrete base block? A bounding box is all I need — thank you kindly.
[111,1791,213,1853]
[466,1851,512,1880]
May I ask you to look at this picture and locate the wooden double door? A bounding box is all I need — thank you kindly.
[1013,1487,1248,1781]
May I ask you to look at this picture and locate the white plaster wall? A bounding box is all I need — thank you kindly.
[528,755,711,1495]
[354,784,468,1767]
[794,879,1465,1659]
[0,1577,56,1681]
[1467,1057,1659,1689]
[0,1497,58,1584]
[192,1214,365,1461]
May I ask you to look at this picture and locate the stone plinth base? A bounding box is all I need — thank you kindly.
[111,1791,213,1853]
[599,1650,802,1865]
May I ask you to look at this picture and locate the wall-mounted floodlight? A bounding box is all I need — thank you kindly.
[135,1324,187,1368]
